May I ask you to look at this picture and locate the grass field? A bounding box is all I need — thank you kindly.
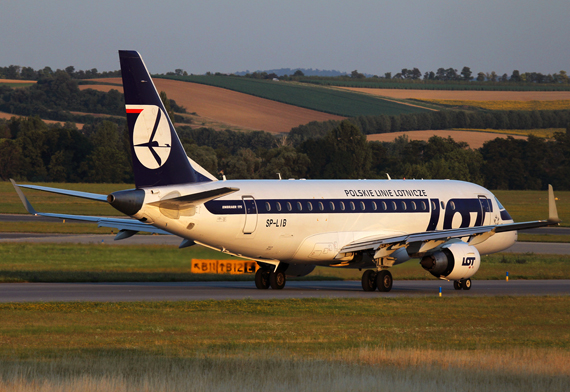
[302,78,570,91]
[339,87,570,101]
[452,127,562,138]
[418,99,570,111]
[367,130,527,149]
[81,78,345,134]
[157,75,430,117]
[0,297,568,391]
[0,243,568,283]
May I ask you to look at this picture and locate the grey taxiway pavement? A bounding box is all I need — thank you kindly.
[0,280,568,302]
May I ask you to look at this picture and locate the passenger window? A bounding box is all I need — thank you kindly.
[411,201,416,211]
[441,201,445,210]
[329,201,335,211]
[265,202,271,212]
[450,201,455,211]
[296,201,303,211]
[401,201,407,211]
[350,201,355,211]
[372,201,377,211]
[276,202,282,212]
[360,201,366,211]
[287,202,292,211]
[307,202,313,211]
[340,202,345,211]
[381,201,387,211]
[318,202,324,211]
[421,201,427,211]
[391,201,397,211]
[431,201,436,210]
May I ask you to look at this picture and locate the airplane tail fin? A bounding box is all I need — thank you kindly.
[119,50,214,188]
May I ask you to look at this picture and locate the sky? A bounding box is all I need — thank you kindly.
[2,0,569,76]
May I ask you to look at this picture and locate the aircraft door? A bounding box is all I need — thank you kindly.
[242,196,258,234]
[478,195,491,226]
[426,198,440,231]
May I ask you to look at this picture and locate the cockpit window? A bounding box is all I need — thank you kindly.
[495,197,505,210]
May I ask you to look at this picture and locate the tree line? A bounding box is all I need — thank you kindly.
[2,114,570,191]
[0,65,120,80]
[288,109,570,144]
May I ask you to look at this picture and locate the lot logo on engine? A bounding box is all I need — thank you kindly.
[462,256,476,267]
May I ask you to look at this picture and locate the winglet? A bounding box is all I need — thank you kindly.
[10,179,37,215]
[548,184,561,224]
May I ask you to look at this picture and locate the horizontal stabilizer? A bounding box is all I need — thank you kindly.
[11,180,107,202]
[149,187,239,209]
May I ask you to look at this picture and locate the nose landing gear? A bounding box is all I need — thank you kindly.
[453,278,472,290]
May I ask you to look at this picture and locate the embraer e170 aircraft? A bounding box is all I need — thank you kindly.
[11,51,562,292]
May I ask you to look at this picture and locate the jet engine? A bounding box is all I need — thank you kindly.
[420,242,480,281]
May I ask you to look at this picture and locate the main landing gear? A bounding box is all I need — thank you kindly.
[361,269,393,292]
[255,269,286,290]
[453,278,472,290]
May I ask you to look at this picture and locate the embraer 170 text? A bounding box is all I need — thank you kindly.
[11,51,562,292]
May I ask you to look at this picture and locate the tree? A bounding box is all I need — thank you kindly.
[293,69,304,77]
[84,121,129,182]
[259,146,310,179]
[322,120,371,179]
[510,70,521,82]
[461,67,473,81]
[476,72,486,82]
[384,72,391,79]
[160,91,176,121]
[351,70,365,79]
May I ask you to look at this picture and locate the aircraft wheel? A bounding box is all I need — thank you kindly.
[255,269,270,289]
[270,271,286,290]
[453,280,462,290]
[376,270,393,292]
[461,278,472,290]
[361,270,377,291]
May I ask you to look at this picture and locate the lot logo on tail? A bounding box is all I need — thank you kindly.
[128,105,172,169]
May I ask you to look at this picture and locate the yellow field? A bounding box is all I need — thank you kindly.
[418,99,570,111]
[452,128,563,138]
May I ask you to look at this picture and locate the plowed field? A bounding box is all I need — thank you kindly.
[341,87,570,101]
[81,78,344,133]
[367,130,526,149]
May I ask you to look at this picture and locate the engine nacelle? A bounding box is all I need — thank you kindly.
[420,242,480,281]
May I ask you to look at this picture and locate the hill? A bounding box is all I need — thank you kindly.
[79,78,344,134]
[157,75,430,117]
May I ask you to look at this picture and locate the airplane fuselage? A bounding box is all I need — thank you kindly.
[133,179,516,268]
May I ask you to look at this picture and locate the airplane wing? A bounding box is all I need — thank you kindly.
[340,185,561,259]
[10,180,171,238]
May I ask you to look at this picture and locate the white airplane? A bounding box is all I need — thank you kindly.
[11,51,562,292]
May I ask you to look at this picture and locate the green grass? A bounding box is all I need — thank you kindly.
[493,189,570,226]
[0,181,132,215]
[0,297,568,392]
[157,75,429,117]
[0,243,568,283]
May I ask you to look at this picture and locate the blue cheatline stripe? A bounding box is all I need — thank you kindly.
[204,198,431,215]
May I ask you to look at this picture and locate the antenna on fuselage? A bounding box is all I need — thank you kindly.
[277,173,282,180]
[386,173,391,180]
